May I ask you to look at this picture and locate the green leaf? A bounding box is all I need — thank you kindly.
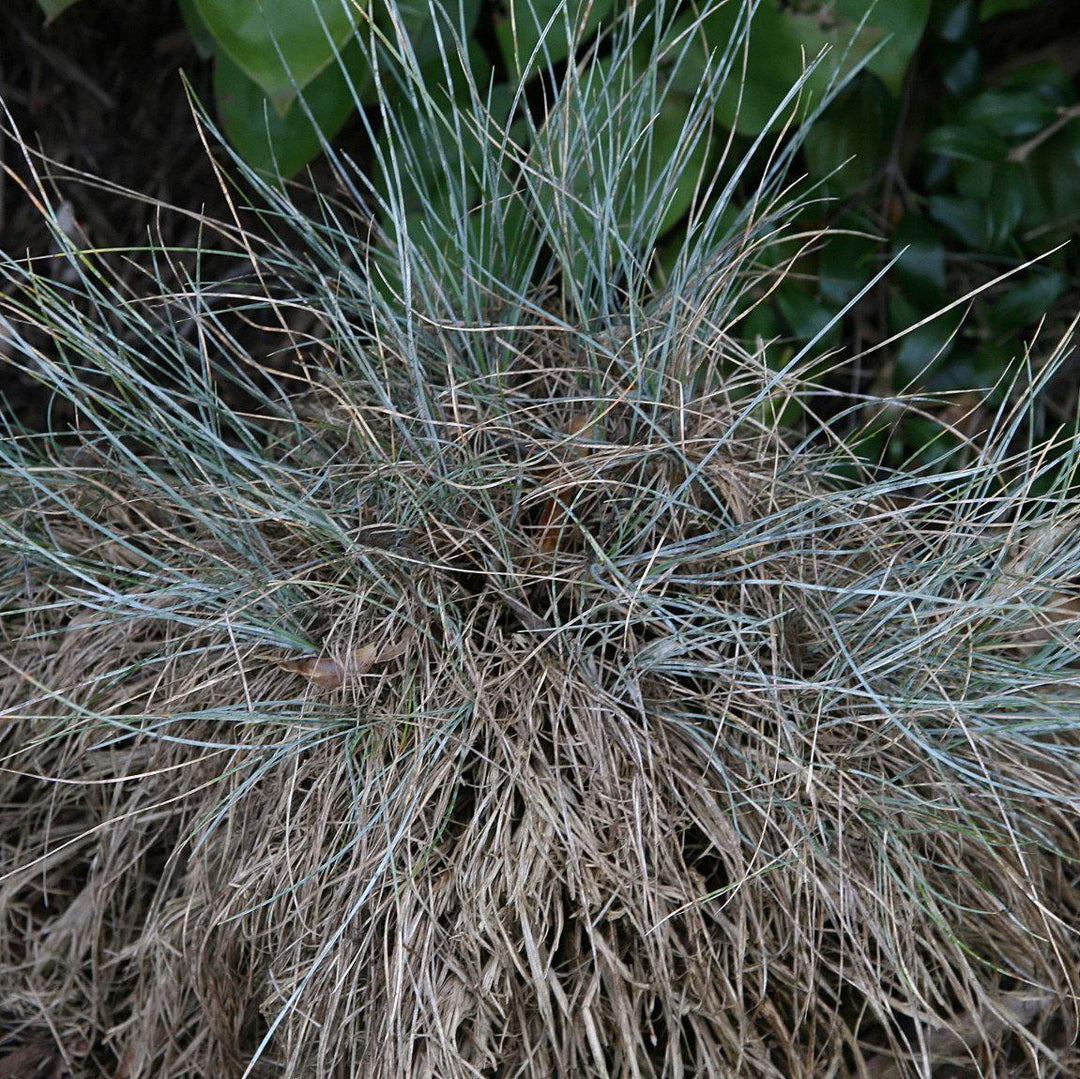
[179,0,217,60]
[214,45,367,178]
[540,60,711,237]
[957,88,1058,140]
[687,0,928,136]
[899,416,962,468]
[988,272,1068,335]
[972,342,1013,393]
[819,226,879,307]
[921,152,954,193]
[953,159,993,200]
[776,284,838,353]
[1024,118,1080,237]
[930,0,977,43]
[892,214,946,309]
[647,93,713,236]
[373,151,539,312]
[737,299,782,345]
[525,54,714,292]
[496,0,617,81]
[396,0,482,69]
[941,45,981,97]
[923,124,1007,163]
[375,44,504,215]
[927,194,987,246]
[37,0,83,17]
[997,61,1074,108]
[834,0,931,94]
[194,0,362,114]
[682,3,847,135]
[890,293,963,389]
[804,75,892,186]
[981,0,1041,18]
[984,163,1028,247]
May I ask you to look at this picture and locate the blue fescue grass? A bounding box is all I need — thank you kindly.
[2,2,1080,1076]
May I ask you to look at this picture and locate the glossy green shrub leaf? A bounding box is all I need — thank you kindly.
[957,88,1058,140]
[899,416,962,469]
[776,285,838,354]
[737,300,781,346]
[952,155,1036,248]
[37,0,84,18]
[941,45,980,97]
[369,42,541,307]
[397,0,482,69]
[496,0,617,80]
[892,214,946,309]
[372,59,538,307]
[928,194,988,247]
[923,124,1006,163]
[804,75,891,186]
[375,43,500,214]
[890,292,963,388]
[920,151,954,192]
[999,61,1074,107]
[179,0,217,60]
[214,45,369,179]
[985,163,1028,248]
[701,5,845,134]
[711,4,837,134]
[842,426,888,472]
[953,159,993,200]
[930,0,977,43]
[1024,120,1080,238]
[834,0,931,94]
[644,93,713,236]
[374,187,539,310]
[971,341,1013,391]
[531,56,713,283]
[686,0,927,136]
[981,0,1041,17]
[194,0,363,113]
[819,227,879,306]
[988,272,1068,335]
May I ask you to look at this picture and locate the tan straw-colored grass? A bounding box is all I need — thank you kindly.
[3,5,1080,1067]
[3,305,1080,1077]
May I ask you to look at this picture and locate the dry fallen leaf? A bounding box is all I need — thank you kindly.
[277,630,416,689]
[277,654,349,689]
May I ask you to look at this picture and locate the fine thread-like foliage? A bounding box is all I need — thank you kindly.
[1,2,1079,1076]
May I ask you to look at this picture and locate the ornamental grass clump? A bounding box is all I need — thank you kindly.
[2,3,1080,1077]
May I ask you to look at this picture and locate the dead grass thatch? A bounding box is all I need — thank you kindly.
[3,293,1080,1077]
[3,3,1080,1065]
